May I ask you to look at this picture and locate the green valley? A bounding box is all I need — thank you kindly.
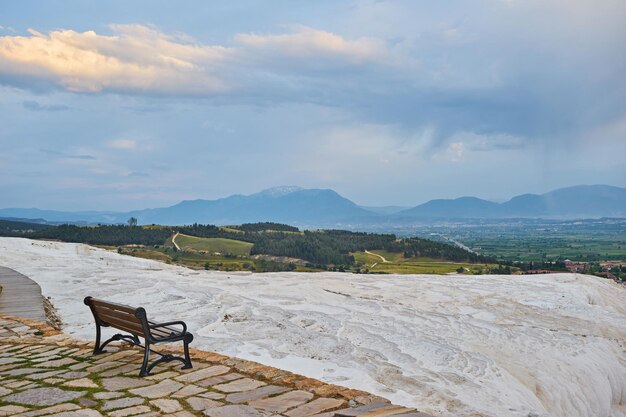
[0,220,495,274]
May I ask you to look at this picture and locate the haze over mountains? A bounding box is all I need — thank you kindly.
[1,184,625,227]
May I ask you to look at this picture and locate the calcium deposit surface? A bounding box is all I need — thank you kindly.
[1,238,625,417]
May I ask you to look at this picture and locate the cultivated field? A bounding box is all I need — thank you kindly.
[352,250,499,274]
[174,233,253,256]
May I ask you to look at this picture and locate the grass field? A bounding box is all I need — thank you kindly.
[352,250,498,274]
[173,233,253,256]
[471,234,626,261]
[409,218,626,263]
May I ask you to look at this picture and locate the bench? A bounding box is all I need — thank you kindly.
[84,296,194,376]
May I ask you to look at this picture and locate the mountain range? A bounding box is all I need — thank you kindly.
[1,184,625,227]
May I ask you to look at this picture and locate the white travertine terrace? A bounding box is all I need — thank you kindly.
[1,237,624,417]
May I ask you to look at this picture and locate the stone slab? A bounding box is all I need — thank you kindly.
[62,378,99,388]
[249,390,314,413]
[171,384,206,398]
[174,365,230,383]
[129,379,184,398]
[19,403,81,417]
[102,397,145,411]
[285,398,345,417]
[109,406,152,417]
[214,378,266,393]
[2,387,86,406]
[101,377,154,391]
[204,405,264,417]
[150,398,183,413]
[185,396,222,412]
[226,385,290,404]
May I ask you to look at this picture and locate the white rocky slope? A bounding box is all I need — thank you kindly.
[0,237,625,417]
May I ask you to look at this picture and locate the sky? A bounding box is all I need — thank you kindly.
[1,0,625,211]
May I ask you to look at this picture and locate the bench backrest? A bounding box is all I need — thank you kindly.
[84,297,148,338]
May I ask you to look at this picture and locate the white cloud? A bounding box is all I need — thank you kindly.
[444,141,464,162]
[0,25,16,33]
[0,24,393,95]
[0,24,233,94]
[235,25,385,62]
[108,139,138,150]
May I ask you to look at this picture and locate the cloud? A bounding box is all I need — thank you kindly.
[126,171,150,177]
[23,100,69,112]
[235,25,385,62]
[40,149,96,160]
[0,24,232,94]
[0,25,16,33]
[108,139,137,150]
[438,142,465,162]
[1,2,625,154]
[0,24,395,97]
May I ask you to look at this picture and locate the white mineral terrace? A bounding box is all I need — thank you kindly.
[1,237,625,417]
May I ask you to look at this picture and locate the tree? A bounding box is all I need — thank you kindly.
[127,217,138,227]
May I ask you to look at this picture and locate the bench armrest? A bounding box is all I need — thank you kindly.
[149,320,187,334]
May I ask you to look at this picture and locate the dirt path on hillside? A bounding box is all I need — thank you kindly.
[171,232,181,251]
[364,250,389,263]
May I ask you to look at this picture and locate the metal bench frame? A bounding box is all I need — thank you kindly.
[84,296,193,376]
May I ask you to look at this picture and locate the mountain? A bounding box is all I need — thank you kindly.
[0,209,117,224]
[1,184,625,226]
[123,187,374,226]
[360,205,410,215]
[399,185,626,219]
[0,186,375,226]
[501,185,626,218]
[399,197,502,218]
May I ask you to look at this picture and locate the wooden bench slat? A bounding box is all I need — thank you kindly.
[92,304,141,323]
[150,327,176,338]
[98,314,145,336]
[90,298,136,314]
[93,307,144,333]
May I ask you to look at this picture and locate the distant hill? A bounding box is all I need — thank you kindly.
[360,205,410,215]
[0,187,375,226]
[398,197,502,218]
[501,185,626,218]
[122,187,375,226]
[399,185,626,219]
[1,184,624,226]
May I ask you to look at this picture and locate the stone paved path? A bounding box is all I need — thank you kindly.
[0,315,432,417]
[0,267,46,322]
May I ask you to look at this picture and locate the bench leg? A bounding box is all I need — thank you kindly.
[97,333,140,355]
[139,341,151,377]
[182,334,193,369]
[93,323,104,355]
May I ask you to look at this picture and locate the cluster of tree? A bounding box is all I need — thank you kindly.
[30,224,173,246]
[250,230,398,264]
[398,238,493,263]
[250,230,493,265]
[230,222,299,232]
[176,223,238,239]
[0,219,51,235]
[488,265,513,274]
[509,260,569,272]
